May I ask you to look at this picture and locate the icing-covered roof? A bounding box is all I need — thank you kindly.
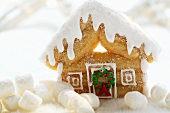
[41,0,161,66]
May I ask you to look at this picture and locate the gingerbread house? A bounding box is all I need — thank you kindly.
[41,0,161,98]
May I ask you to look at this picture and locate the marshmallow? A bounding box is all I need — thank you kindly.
[39,80,55,92]
[151,84,168,102]
[15,74,34,95]
[34,84,52,103]
[124,91,148,110]
[0,79,15,99]
[58,89,79,109]
[18,90,42,111]
[80,93,100,109]
[52,81,74,101]
[165,93,170,107]
[2,94,21,111]
[70,96,95,113]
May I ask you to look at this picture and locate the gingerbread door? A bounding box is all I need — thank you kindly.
[85,63,117,98]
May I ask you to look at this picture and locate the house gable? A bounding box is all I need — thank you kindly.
[45,16,153,70]
[42,0,161,71]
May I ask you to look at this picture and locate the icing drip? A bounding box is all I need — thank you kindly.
[56,63,63,81]
[44,0,161,65]
[142,73,148,83]
[47,48,56,66]
[141,59,149,73]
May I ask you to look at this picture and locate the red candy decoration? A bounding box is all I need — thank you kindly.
[95,84,99,87]
[108,82,110,86]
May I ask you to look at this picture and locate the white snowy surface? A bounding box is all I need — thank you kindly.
[4,98,170,113]
[0,2,170,113]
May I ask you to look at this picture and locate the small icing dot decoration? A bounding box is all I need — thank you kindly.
[92,68,115,96]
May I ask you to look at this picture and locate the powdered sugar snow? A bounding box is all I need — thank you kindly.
[42,0,161,66]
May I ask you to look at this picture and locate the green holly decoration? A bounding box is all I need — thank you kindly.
[92,74,102,88]
[92,68,116,89]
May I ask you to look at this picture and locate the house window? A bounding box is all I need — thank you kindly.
[66,72,83,90]
[121,69,137,86]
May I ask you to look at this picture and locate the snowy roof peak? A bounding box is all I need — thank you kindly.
[42,0,161,66]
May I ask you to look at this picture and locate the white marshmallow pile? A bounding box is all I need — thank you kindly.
[54,81,100,113]
[5,73,170,112]
[124,83,170,110]
[124,91,148,110]
[0,74,100,113]
[1,72,170,113]
[0,74,44,112]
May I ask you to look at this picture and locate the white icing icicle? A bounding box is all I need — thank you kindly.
[67,39,75,60]
[57,63,63,81]
[141,59,149,73]
[42,0,161,66]
[47,48,56,66]
[142,73,148,83]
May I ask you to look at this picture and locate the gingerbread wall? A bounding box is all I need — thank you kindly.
[61,52,145,98]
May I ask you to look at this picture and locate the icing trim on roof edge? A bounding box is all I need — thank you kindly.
[41,0,161,66]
